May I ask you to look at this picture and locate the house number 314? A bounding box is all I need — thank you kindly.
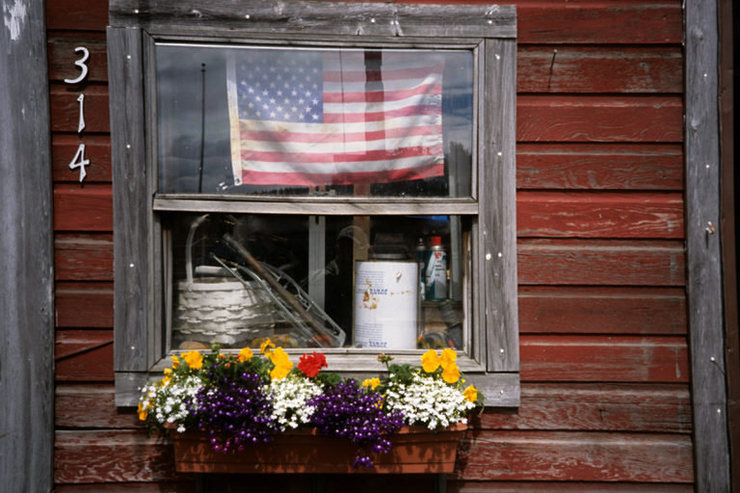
[65,46,90,182]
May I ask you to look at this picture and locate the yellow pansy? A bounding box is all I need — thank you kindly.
[260,338,276,356]
[421,349,441,373]
[268,347,293,380]
[463,384,478,403]
[163,367,173,376]
[137,401,148,421]
[362,377,381,390]
[238,347,253,362]
[271,364,291,380]
[441,363,460,384]
[171,354,180,369]
[440,348,457,369]
[182,350,203,370]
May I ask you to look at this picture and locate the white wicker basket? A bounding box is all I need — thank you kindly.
[173,215,274,345]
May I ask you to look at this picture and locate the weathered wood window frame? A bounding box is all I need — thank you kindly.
[107,0,519,407]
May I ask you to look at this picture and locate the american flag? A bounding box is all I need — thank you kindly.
[227,49,444,187]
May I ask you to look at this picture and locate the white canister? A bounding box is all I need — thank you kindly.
[353,260,419,350]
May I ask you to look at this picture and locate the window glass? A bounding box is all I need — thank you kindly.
[167,213,468,351]
[156,44,473,197]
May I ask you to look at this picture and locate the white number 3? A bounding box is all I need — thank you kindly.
[64,46,90,85]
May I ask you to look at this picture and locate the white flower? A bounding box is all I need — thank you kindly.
[266,375,322,431]
[138,374,203,428]
[384,373,474,430]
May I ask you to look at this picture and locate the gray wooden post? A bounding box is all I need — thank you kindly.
[0,0,55,491]
[685,0,731,491]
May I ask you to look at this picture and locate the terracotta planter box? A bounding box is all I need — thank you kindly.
[172,423,467,474]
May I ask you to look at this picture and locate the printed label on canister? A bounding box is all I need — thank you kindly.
[353,260,419,349]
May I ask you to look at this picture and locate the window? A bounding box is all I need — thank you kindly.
[109,0,519,406]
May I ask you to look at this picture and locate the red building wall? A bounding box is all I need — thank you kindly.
[50,0,692,490]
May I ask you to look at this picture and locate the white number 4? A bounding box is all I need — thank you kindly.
[68,143,90,182]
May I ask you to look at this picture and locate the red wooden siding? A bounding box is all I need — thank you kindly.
[49,0,692,490]
[457,431,692,482]
[55,282,113,328]
[518,286,687,335]
[517,143,683,191]
[518,46,682,94]
[517,191,684,238]
[52,134,112,183]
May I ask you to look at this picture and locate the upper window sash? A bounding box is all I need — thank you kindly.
[154,43,476,199]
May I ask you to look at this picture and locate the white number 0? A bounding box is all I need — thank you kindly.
[64,46,90,84]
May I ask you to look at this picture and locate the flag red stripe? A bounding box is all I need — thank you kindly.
[240,161,445,186]
[323,83,440,104]
[322,104,440,123]
[323,65,443,84]
[241,122,441,144]
[241,144,443,164]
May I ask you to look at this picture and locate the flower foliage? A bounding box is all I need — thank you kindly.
[138,341,482,468]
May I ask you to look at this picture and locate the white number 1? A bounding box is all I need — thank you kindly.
[76,94,86,133]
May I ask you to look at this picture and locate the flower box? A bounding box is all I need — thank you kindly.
[172,423,467,474]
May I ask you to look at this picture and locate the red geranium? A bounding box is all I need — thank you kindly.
[297,351,328,378]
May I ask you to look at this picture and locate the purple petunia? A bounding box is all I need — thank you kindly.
[308,380,404,468]
[192,371,274,453]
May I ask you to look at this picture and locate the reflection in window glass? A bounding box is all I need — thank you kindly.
[167,214,467,351]
[156,45,473,197]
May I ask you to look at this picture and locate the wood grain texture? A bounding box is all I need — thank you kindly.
[50,83,109,133]
[455,431,693,482]
[55,281,113,328]
[54,184,113,231]
[55,482,195,492]
[481,38,519,373]
[1,0,55,490]
[517,191,684,239]
[518,95,683,143]
[519,335,689,383]
[56,330,114,381]
[52,134,112,183]
[517,239,685,286]
[516,3,682,44]
[518,46,682,94]
[685,0,730,489]
[210,473,439,492]
[517,143,683,191]
[108,27,151,373]
[322,1,682,45]
[718,2,740,490]
[109,0,517,38]
[448,481,693,492]
[476,383,691,433]
[54,430,176,483]
[518,286,686,335]
[47,34,108,82]
[46,0,108,31]
[56,384,140,429]
[55,233,113,281]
